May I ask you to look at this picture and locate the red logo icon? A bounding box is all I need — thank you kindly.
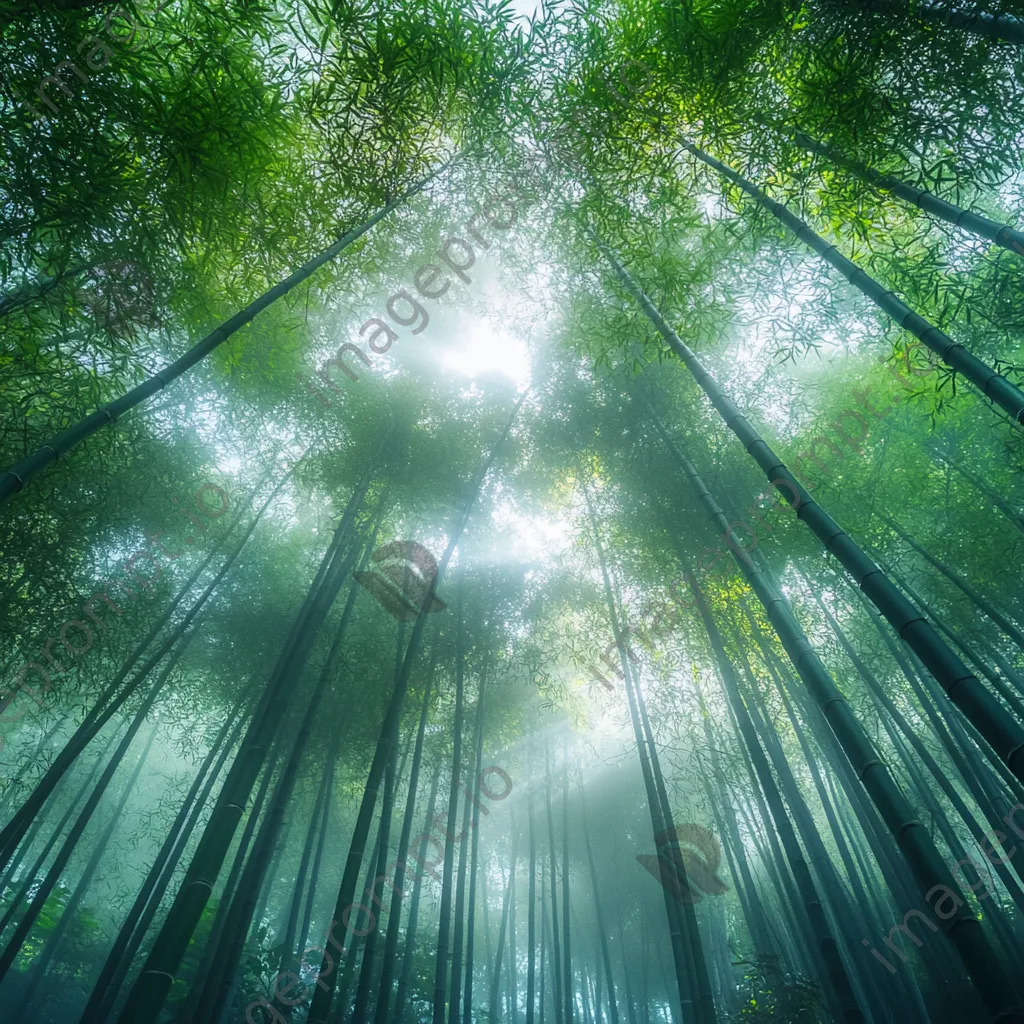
[355,540,447,622]
[636,824,728,905]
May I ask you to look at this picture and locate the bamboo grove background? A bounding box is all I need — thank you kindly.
[3,0,1024,1022]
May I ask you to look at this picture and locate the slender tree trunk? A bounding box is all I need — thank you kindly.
[850,577,1024,845]
[299,745,339,958]
[199,563,367,1024]
[727,713,816,976]
[0,630,191,982]
[526,746,538,1024]
[927,447,1024,535]
[116,442,384,1023]
[490,837,518,1023]
[760,640,936,1018]
[544,742,564,1024]
[737,791,815,975]
[561,738,573,1024]
[686,570,862,1022]
[175,748,282,1024]
[448,661,479,1024]
[394,771,442,1023]
[205,524,384,1024]
[0,465,282,875]
[632,145,1024,421]
[331,821,385,1024]
[626,287,1024,799]
[767,619,979,1019]
[482,850,492,971]
[633,659,716,1024]
[695,725,774,960]
[306,393,526,1024]
[433,575,467,1024]
[509,838,518,1024]
[888,566,1024,762]
[81,698,246,1023]
[17,724,158,1014]
[461,666,487,1024]
[807,584,1024,917]
[283,755,333,969]
[540,857,548,1024]
[373,650,437,1024]
[878,514,1024,651]
[350,735,400,1024]
[0,730,117,939]
[582,482,713,1024]
[580,781,620,1024]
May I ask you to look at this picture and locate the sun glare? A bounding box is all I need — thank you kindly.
[440,321,531,388]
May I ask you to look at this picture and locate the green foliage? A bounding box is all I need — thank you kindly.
[2,0,1024,1021]
[728,955,821,1023]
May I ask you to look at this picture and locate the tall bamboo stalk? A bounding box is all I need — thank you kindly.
[0,461,288,874]
[460,665,488,1024]
[306,392,527,1024]
[489,839,518,1023]
[561,737,573,1024]
[394,771,443,1023]
[580,780,620,1024]
[648,414,1022,1021]
[199,560,370,1024]
[782,126,1024,256]
[606,262,1024,786]
[373,651,437,1024]
[686,567,863,1022]
[16,724,159,1015]
[433,573,467,1024]
[0,639,181,982]
[0,166,453,504]
[80,698,246,1023]
[115,443,382,1023]
[582,481,714,1024]
[0,729,118,938]
[543,742,564,1024]
[663,147,1024,423]
[526,740,538,1024]
[877,512,1024,652]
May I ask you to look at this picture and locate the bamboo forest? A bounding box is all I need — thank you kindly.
[7,2,1024,1023]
